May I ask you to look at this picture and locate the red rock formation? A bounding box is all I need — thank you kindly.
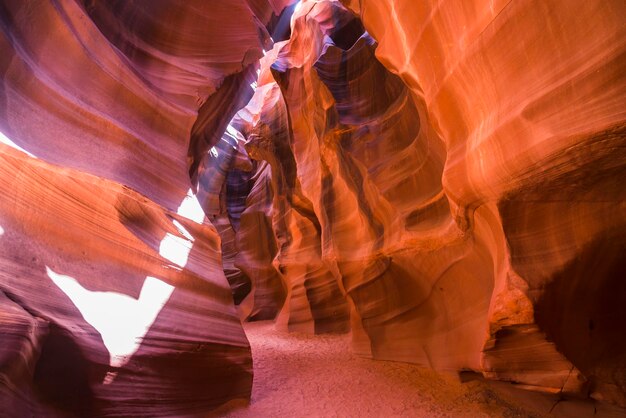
[0,145,253,415]
[0,0,295,415]
[337,0,626,405]
[1,0,625,414]
[227,0,625,407]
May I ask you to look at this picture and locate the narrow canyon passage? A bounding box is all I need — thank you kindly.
[212,322,533,418]
[0,0,625,417]
[211,322,626,418]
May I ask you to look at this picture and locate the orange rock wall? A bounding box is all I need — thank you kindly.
[0,0,294,415]
[338,0,626,404]
[231,0,626,405]
[0,0,624,412]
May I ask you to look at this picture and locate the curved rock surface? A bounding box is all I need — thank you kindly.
[1,0,625,414]
[0,0,295,415]
[337,0,626,405]
[226,0,626,408]
[0,146,252,416]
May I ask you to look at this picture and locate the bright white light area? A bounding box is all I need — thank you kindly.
[47,190,204,383]
[210,146,219,158]
[159,232,193,268]
[223,124,243,151]
[294,0,303,14]
[177,188,205,224]
[46,267,174,370]
[159,219,194,268]
[225,124,240,140]
[0,131,36,158]
[292,0,303,26]
[0,225,4,236]
[172,219,194,240]
[250,66,262,90]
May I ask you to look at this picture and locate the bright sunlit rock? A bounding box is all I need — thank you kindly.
[46,268,174,371]
[45,193,202,381]
[159,232,193,267]
[177,188,205,224]
[294,0,303,15]
[0,131,36,158]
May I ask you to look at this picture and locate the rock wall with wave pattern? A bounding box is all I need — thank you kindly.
[229,0,626,407]
[1,0,625,414]
[0,0,293,415]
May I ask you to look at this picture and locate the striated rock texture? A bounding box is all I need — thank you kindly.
[0,0,294,416]
[1,0,625,414]
[337,0,626,405]
[224,0,626,407]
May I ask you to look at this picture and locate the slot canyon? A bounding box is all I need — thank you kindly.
[0,0,625,416]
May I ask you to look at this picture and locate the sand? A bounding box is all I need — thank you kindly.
[208,321,563,417]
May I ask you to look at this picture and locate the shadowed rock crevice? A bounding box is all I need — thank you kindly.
[33,325,96,416]
[534,236,626,404]
[0,0,625,415]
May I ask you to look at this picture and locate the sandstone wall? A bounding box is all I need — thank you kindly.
[231,0,626,405]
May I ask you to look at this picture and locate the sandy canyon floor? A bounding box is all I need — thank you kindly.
[209,321,625,418]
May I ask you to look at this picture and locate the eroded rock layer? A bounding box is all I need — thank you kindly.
[224,0,626,407]
[339,0,626,405]
[0,0,294,415]
[1,0,625,414]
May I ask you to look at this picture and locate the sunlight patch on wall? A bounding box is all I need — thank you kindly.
[294,0,303,15]
[0,131,36,158]
[177,188,206,224]
[292,0,303,26]
[159,222,194,268]
[47,190,205,383]
[46,267,174,371]
[225,124,240,140]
